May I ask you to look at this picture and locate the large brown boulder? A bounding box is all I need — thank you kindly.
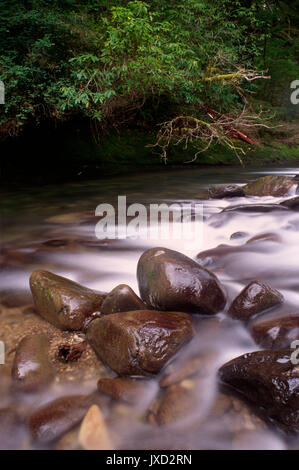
[30,270,106,330]
[243,175,294,197]
[137,247,226,314]
[87,310,195,376]
[228,281,283,321]
[218,349,299,432]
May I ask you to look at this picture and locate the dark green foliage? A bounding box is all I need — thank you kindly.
[0,0,298,150]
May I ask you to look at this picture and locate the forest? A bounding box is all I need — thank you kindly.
[1,0,299,173]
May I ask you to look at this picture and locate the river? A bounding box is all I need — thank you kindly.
[1,165,299,449]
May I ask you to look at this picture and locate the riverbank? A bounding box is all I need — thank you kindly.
[2,124,299,186]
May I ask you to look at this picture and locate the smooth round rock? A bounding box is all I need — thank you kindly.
[137,247,226,314]
[218,349,299,433]
[228,281,284,321]
[101,284,146,315]
[87,310,195,376]
[11,334,54,393]
[30,270,106,330]
[29,395,96,443]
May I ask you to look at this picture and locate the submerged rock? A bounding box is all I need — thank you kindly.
[230,231,249,240]
[250,313,299,349]
[228,281,284,321]
[30,270,106,330]
[97,377,151,404]
[159,351,214,388]
[137,247,226,315]
[87,310,195,376]
[223,204,288,213]
[11,334,54,392]
[218,349,299,432]
[156,382,198,426]
[101,284,145,315]
[243,175,294,197]
[29,394,102,443]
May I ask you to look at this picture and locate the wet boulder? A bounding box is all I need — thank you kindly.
[243,175,294,197]
[137,247,226,315]
[101,284,146,315]
[228,281,284,322]
[250,313,299,349]
[87,310,195,376]
[218,349,299,432]
[208,184,245,199]
[11,334,54,392]
[30,270,106,331]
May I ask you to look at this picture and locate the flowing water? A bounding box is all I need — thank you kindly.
[1,165,299,450]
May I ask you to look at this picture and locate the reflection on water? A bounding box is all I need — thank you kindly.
[1,165,299,450]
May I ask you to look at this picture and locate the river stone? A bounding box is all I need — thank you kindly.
[137,247,226,314]
[29,394,104,443]
[11,334,54,392]
[243,175,294,197]
[155,383,198,426]
[87,310,195,376]
[218,349,299,432]
[101,284,146,315]
[30,270,106,331]
[208,184,245,199]
[228,281,284,321]
[97,377,150,404]
[280,196,299,210]
[250,313,299,349]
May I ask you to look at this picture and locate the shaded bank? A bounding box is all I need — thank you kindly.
[2,122,299,186]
